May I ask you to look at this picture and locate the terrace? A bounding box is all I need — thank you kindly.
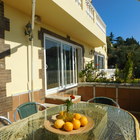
[0,0,140,139]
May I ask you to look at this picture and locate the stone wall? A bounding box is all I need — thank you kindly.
[0,1,12,117]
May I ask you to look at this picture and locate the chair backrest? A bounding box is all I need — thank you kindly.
[0,116,12,126]
[87,97,120,108]
[14,102,46,121]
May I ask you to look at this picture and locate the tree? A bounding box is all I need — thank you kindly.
[107,32,140,78]
[109,32,114,43]
[125,37,139,46]
[123,52,134,82]
[114,36,124,46]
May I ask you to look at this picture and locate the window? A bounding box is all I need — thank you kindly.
[94,53,104,69]
[44,35,82,93]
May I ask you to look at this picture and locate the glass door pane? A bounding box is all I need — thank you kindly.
[94,55,98,68]
[45,38,61,89]
[63,44,73,85]
[98,56,101,69]
[101,57,104,69]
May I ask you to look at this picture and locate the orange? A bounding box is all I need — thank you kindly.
[80,116,88,126]
[72,119,81,130]
[74,113,81,120]
[63,122,73,131]
[54,119,65,129]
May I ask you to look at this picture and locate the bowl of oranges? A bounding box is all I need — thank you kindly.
[44,111,94,134]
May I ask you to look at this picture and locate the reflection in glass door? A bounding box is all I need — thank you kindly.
[63,44,73,85]
[45,38,61,89]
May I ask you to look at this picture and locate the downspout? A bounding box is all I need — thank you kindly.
[30,0,36,101]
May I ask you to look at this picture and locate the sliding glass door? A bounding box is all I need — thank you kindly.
[44,35,81,93]
[45,38,62,89]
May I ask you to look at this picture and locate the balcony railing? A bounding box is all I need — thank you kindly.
[75,0,82,7]
[75,0,106,34]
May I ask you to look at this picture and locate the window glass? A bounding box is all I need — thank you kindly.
[94,54,104,69]
[63,44,73,85]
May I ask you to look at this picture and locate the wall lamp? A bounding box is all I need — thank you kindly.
[89,49,95,55]
[25,22,33,41]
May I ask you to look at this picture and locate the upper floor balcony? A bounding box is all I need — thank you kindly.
[75,0,106,34]
[4,0,106,47]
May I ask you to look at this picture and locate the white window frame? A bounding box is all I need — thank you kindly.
[94,53,105,69]
[44,34,82,94]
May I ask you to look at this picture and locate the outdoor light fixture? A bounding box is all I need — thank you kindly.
[25,22,33,41]
[89,49,95,55]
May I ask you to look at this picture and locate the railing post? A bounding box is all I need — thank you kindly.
[93,10,96,23]
[116,85,119,103]
[81,0,86,12]
[93,85,96,98]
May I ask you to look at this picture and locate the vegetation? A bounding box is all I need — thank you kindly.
[107,32,140,81]
[79,33,140,83]
[79,61,108,82]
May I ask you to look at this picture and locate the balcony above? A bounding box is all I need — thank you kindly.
[4,0,106,47]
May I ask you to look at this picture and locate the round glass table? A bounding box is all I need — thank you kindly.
[0,103,139,140]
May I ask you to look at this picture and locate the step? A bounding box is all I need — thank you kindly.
[45,95,81,105]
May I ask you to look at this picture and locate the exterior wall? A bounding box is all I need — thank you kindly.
[0,1,12,118]
[84,44,94,63]
[0,2,45,121]
[84,44,107,69]
[5,4,42,96]
[0,1,107,122]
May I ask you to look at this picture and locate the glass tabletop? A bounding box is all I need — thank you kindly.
[0,103,139,140]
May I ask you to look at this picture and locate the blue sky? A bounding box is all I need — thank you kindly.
[92,0,140,42]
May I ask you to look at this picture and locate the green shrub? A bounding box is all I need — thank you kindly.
[79,61,107,82]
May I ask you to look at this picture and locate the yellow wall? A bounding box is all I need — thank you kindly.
[4,3,107,97]
[5,5,42,96]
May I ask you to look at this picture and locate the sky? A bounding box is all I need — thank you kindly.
[92,0,140,42]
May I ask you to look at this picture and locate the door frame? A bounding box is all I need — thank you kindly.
[44,34,82,95]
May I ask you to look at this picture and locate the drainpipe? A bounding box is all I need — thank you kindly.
[30,0,36,101]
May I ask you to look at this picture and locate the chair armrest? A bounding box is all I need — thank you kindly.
[87,98,94,103]
[36,102,47,110]
[0,116,12,124]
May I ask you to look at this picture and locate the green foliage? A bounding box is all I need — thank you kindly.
[114,53,134,83]
[65,99,73,112]
[107,33,140,78]
[114,64,121,82]
[79,61,106,82]
[123,52,133,82]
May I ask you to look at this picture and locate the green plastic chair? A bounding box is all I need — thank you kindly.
[87,97,120,108]
[14,102,46,121]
